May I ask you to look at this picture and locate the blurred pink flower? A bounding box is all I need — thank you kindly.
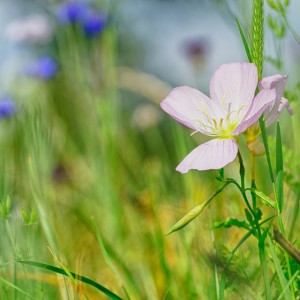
[259,74,292,126]
[5,14,53,44]
[160,62,276,173]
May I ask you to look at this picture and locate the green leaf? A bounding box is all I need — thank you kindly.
[21,209,30,223]
[256,207,263,221]
[255,191,277,209]
[0,276,35,299]
[258,227,272,300]
[30,208,36,223]
[266,0,279,10]
[16,260,123,300]
[245,208,254,225]
[259,226,270,249]
[235,17,253,62]
[267,236,293,300]
[214,217,249,230]
[276,122,284,212]
[216,168,224,181]
[259,116,275,183]
[6,196,11,212]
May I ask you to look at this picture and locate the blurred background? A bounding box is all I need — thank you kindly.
[0,0,299,299]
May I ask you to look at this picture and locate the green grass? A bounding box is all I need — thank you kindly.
[0,1,300,299]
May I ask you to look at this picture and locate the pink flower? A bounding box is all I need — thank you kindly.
[259,74,292,126]
[160,62,276,173]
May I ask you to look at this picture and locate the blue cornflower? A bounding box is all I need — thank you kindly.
[25,57,58,80]
[81,10,107,37]
[56,2,89,24]
[56,1,107,37]
[0,97,16,118]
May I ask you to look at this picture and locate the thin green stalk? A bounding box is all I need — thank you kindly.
[208,204,219,299]
[281,14,300,45]
[219,231,252,299]
[237,151,245,190]
[259,244,272,299]
[227,179,255,217]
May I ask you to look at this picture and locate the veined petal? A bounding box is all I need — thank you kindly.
[176,138,238,173]
[260,74,288,126]
[160,86,215,133]
[210,62,258,111]
[233,88,276,135]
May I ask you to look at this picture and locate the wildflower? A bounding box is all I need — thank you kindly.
[160,62,276,173]
[56,1,107,37]
[5,14,53,44]
[0,97,16,118]
[24,57,58,80]
[81,10,107,37]
[259,74,292,126]
[56,1,89,24]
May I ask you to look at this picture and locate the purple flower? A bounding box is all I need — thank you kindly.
[25,57,58,80]
[81,10,107,37]
[56,2,89,23]
[160,62,277,172]
[56,1,107,37]
[0,97,16,118]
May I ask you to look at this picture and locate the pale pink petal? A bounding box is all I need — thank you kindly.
[259,74,287,90]
[176,138,238,173]
[160,86,216,134]
[210,62,258,111]
[279,97,293,115]
[233,88,276,135]
[259,74,288,126]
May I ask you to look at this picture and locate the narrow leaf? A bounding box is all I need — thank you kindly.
[276,122,284,212]
[236,17,253,62]
[0,277,35,299]
[258,227,272,299]
[16,260,123,300]
[255,190,276,209]
[259,116,275,183]
[245,208,254,225]
[267,236,293,300]
[259,226,270,249]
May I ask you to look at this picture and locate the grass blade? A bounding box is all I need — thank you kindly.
[16,260,123,300]
[267,235,293,300]
[0,276,35,299]
[276,122,284,212]
[235,17,253,62]
[259,116,275,183]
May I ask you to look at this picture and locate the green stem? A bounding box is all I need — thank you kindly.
[237,151,245,190]
[259,116,275,183]
[282,14,300,45]
[259,245,272,299]
[227,179,255,217]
